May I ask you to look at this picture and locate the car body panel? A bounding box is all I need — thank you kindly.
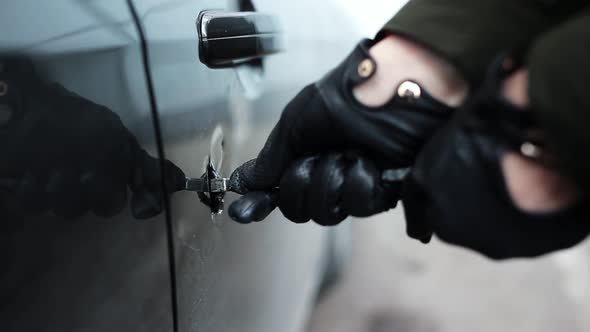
[0,1,174,331]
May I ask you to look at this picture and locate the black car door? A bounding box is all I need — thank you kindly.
[0,1,175,331]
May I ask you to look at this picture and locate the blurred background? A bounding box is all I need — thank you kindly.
[307,1,590,331]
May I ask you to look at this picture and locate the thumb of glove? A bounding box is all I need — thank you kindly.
[227,159,279,223]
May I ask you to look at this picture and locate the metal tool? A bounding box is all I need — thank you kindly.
[183,163,231,214]
[185,176,229,193]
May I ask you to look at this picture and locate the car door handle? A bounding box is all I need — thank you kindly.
[197,10,284,68]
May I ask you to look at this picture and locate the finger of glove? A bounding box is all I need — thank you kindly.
[235,85,320,191]
[162,159,186,193]
[128,151,184,220]
[228,159,258,195]
[128,154,164,220]
[46,169,88,219]
[228,190,278,224]
[342,157,394,217]
[229,126,295,193]
[130,149,185,194]
[82,172,127,218]
[401,175,434,244]
[129,149,158,192]
[308,153,348,226]
[278,156,318,223]
[131,190,164,219]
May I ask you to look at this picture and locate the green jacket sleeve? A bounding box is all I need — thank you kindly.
[381,0,575,84]
[527,8,590,188]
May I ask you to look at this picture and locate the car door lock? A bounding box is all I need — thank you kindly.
[184,161,230,214]
[185,177,228,193]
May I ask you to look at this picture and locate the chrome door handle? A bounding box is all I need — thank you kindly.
[197,10,284,68]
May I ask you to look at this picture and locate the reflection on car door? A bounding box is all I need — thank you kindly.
[0,1,174,331]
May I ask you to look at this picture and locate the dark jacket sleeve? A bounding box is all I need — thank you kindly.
[380,0,576,84]
[381,0,590,188]
[527,8,590,189]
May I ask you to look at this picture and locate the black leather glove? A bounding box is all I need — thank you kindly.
[228,39,454,224]
[402,57,590,258]
[229,152,409,225]
[0,58,186,219]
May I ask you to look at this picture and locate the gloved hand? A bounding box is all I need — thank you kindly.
[402,57,590,258]
[229,152,409,225]
[228,39,454,224]
[0,58,186,219]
